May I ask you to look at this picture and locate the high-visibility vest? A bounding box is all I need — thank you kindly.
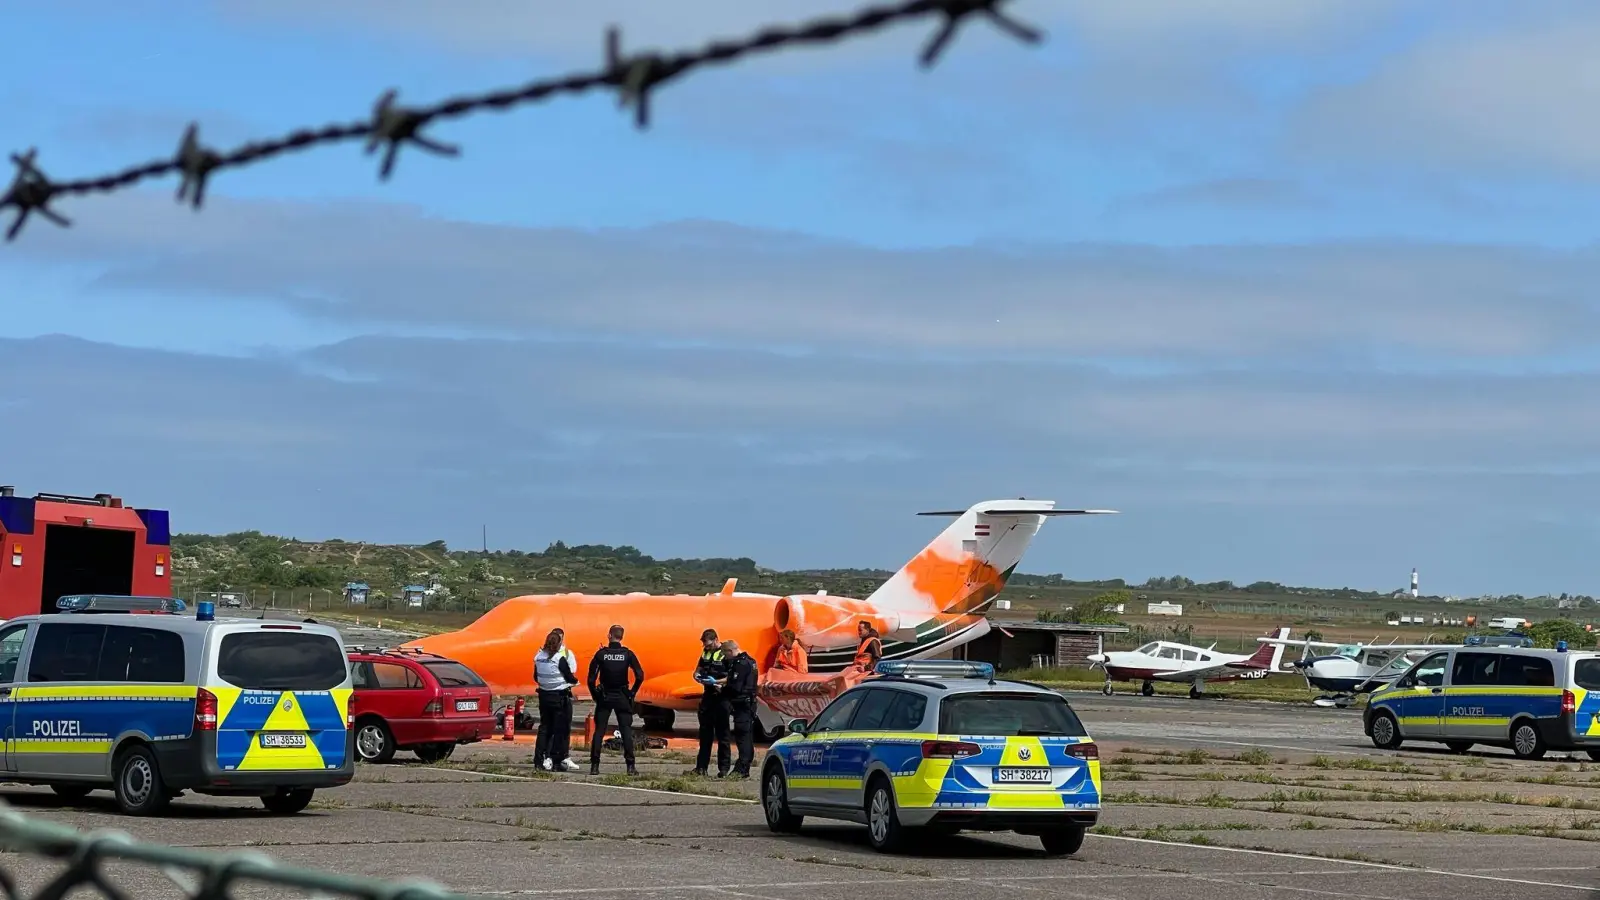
[853,636,881,670]
[774,643,807,672]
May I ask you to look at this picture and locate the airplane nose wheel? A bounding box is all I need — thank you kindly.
[1140,681,1155,697]
[1101,682,1113,696]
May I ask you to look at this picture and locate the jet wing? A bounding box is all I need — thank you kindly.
[633,673,705,705]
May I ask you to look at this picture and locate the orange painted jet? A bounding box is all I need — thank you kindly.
[403,499,1115,740]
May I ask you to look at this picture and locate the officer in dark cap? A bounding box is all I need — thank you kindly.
[692,628,731,777]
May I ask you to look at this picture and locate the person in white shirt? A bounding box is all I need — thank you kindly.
[533,628,580,771]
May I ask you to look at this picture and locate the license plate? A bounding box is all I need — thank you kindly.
[994,766,1052,784]
[455,699,479,712]
[259,733,307,749]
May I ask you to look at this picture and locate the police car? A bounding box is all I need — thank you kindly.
[0,595,355,815]
[760,660,1100,855]
[1365,642,1600,760]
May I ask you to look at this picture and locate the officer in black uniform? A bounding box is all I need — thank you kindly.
[586,624,644,776]
[692,628,731,777]
[721,639,759,779]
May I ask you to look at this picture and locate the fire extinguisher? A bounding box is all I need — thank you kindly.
[502,699,519,740]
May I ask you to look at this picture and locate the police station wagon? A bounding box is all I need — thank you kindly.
[760,660,1100,855]
[1365,644,1600,760]
[0,595,355,815]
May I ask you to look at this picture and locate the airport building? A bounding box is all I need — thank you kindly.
[954,618,1130,671]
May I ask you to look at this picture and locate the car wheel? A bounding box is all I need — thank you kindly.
[1368,711,1402,750]
[50,784,93,802]
[864,777,907,853]
[1510,720,1546,760]
[261,788,314,815]
[414,743,454,763]
[761,767,803,833]
[1040,824,1086,856]
[355,718,396,764]
[1444,741,1472,754]
[113,745,170,816]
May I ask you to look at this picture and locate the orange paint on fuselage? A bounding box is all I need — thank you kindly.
[404,592,783,708]
[902,546,1007,616]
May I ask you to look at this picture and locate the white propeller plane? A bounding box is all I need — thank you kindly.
[1086,627,1290,699]
[1255,632,1460,707]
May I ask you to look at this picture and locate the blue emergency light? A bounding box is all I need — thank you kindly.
[196,600,215,622]
[874,659,995,681]
[1557,640,1568,653]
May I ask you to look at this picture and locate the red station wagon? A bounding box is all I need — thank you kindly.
[347,647,496,763]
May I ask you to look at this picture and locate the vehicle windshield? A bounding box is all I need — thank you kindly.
[423,661,485,687]
[938,692,1085,737]
[216,631,347,691]
[1333,645,1361,659]
[1133,642,1159,654]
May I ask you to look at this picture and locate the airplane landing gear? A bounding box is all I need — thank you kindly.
[1101,681,1114,696]
[1188,682,1204,700]
[1140,681,1155,697]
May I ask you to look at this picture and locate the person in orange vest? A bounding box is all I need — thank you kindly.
[771,629,808,673]
[852,621,883,673]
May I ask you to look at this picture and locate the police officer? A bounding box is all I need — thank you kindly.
[585,624,644,776]
[692,628,731,777]
[721,639,759,779]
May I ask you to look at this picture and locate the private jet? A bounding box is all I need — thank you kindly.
[1086,627,1289,699]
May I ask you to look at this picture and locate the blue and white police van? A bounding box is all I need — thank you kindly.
[0,595,354,815]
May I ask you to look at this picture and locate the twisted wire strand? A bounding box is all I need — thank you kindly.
[0,0,1043,241]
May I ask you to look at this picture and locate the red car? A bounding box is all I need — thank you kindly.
[347,647,496,763]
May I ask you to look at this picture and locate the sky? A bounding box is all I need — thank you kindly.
[4,0,1599,598]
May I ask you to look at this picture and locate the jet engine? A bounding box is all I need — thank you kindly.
[773,593,901,650]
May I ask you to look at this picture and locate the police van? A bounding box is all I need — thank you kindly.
[1364,643,1600,760]
[0,595,355,815]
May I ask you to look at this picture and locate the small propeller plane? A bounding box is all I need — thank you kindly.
[1255,632,1460,707]
[1086,627,1290,699]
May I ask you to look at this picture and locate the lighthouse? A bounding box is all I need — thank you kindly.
[1411,568,1419,598]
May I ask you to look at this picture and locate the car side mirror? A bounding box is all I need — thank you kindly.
[787,718,808,735]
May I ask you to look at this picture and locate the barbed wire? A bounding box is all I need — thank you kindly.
[0,0,1044,242]
[0,803,463,900]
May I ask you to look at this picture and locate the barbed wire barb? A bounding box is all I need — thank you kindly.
[0,0,1045,241]
[920,0,1043,67]
[366,89,461,181]
[1,148,72,241]
[175,123,223,209]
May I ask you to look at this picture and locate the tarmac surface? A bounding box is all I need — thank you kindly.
[3,610,1587,898]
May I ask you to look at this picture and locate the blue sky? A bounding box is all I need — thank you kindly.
[5,0,1600,597]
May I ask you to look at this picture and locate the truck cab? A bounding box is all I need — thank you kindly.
[0,487,172,619]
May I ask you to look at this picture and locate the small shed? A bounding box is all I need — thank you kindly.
[344,582,369,605]
[957,619,1130,671]
[402,584,428,608]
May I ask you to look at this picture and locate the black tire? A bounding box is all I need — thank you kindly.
[761,766,803,833]
[1101,683,1113,696]
[864,776,907,853]
[1510,720,1546,760]
[1445,741,1472,754]
[1040,824,1086,856]
[756,719,785,744]
[414,743,455,763]
[1369,711,1402,749]
[261,788,314,815]
[355,718,396,764]
[1140,682,1155,697]
[50,784,93,802]
[113,744,170,816]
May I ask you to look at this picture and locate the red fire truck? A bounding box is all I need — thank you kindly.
[0,486,173,620]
